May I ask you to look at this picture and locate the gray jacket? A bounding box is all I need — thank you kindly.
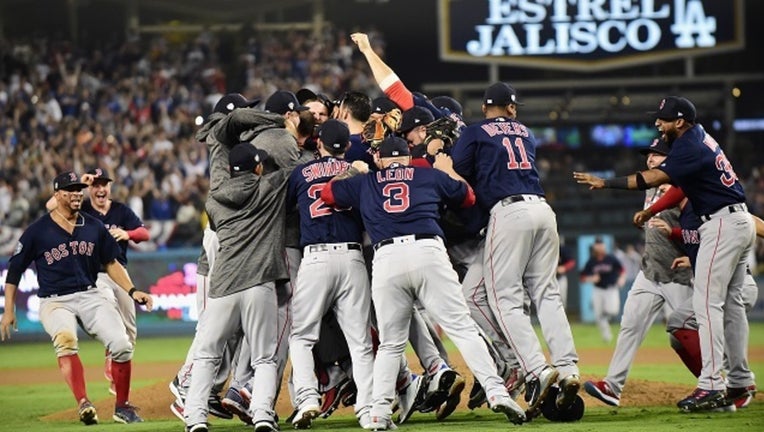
[199,109,299,298]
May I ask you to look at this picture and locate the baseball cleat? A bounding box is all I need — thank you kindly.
[584,380,620,407]
[319,377,353,418]
[524,366,558,419]
[292,403,321,429]
[418,367,461,413]
[396,374,424,424]
[726,385,756,408]
[503,366,525,401]
[186,423,210,432]
[208,393,234,419]
[488,394,526,425]
[78,400,98,426]
[113,402,143,423]
[556,374,581,409]
[222,387,253,425]
[364,415,398,431]
[254,419,279,432]
[467,380,486,409]
[169,376,186,406]
[435,373,465,421]
[170,399,185,421]
[677,388,735,413]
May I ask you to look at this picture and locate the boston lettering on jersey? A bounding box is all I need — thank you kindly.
[678,200,702,269]
[44,241,95,265]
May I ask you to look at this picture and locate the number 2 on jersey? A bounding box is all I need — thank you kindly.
[502,137,531,170]
[308,183,331,218]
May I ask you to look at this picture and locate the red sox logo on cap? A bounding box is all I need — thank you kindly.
[651,138,659,147]
[69,172,78,181]
[95,168,103,176]
[659,99,666,109]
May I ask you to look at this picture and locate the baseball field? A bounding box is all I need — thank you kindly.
[1,322,762,432]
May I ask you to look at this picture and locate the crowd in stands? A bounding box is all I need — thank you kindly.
[0,27,385,253]
[1,29,763,271]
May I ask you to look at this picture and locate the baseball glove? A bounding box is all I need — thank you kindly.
[424,116,459,147]
[361,108,403,149]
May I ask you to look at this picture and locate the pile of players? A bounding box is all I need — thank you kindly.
[167,31,758,432]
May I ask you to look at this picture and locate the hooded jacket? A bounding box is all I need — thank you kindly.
[198,108,299,298]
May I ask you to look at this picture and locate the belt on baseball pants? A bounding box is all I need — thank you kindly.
[304,242,361,254]
[501,194,546,206]
[39,285,96,298]
[700,203,747,222]
[373,234,440,251]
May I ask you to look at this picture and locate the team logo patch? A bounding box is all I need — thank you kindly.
[659,99,666,110]
[288,102,295,110]
[13,241,23,256]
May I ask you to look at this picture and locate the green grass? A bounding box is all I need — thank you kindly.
[1,323,762,431]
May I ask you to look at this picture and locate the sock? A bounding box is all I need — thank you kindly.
[57,354,88,403]
[111,360,132,406]
[671,329,702,377]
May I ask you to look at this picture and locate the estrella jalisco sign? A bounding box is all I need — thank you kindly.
[438,0,744,71]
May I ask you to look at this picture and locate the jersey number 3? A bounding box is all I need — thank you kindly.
[502,137,531,170]
[383,182,410,213]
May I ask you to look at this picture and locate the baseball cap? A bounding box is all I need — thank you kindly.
[649,96,696,122]
[213,93,260,115]
[638,137,672,156]
[371,97,399,115]
[265,90,309,115]
[431,96,463,116]
[378,136,411,158]
[86,167,113,182]
[318,119,350,153]
[483,82,523,106]
[54,171,88,191]
[229,142,269,175]
[399,107,434,133]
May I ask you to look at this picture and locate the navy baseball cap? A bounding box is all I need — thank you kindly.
[86,167,113,182]
[318,119,350,153]
[431,96,463,116]
[229,143,269,175]
[649,96,697,122]
[483,82,523,106]
[399,107,434,133]
[213,93,260,114]
[265,90,309,115]
[378,136,410,158]
[638,137,672,156]
[371,97,399,115]
[297,88,335,112]
[54,171,88,191]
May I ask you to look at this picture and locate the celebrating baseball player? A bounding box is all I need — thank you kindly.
[574,96,755,413]
[584,138,694,406]
[321,136,526,430]
[286,119,375,429]
[1,171,153,425]
[451,82,581,418]
[579,239,626,343]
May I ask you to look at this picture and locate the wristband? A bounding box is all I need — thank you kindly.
[603,176,629,189]
[128,287,138,298]
[635,172,648,190]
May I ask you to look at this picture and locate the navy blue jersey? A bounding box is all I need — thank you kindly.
[657,125,745,216]
[344,134,376,169]
[6,212,122,297]
[581,255,623,289]
[451,116,544,211]
[678,201,702,269]
[325,164,471,245]
[81,200,144,265]
[287,156,364,247]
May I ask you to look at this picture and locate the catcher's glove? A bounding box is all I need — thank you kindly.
[361,108,402,149]
[424,116,459,147]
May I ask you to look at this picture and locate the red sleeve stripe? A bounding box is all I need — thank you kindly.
[384,80,414,111]
[127,226,150,242]
[461,185,476,208]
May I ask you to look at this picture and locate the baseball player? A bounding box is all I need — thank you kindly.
[321,136,526,430]
[171,93,260,424]
[579,240,626,343]
[637,186,760,408]
[584,139,694,406]
[574,96,755,412]
[79,168,150,393]
[451,82,581,417]
[286,119,375,429]
[1,171,153,425]
[557,240,576,308]
[335,91,376,168]
[183,98,300,432]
